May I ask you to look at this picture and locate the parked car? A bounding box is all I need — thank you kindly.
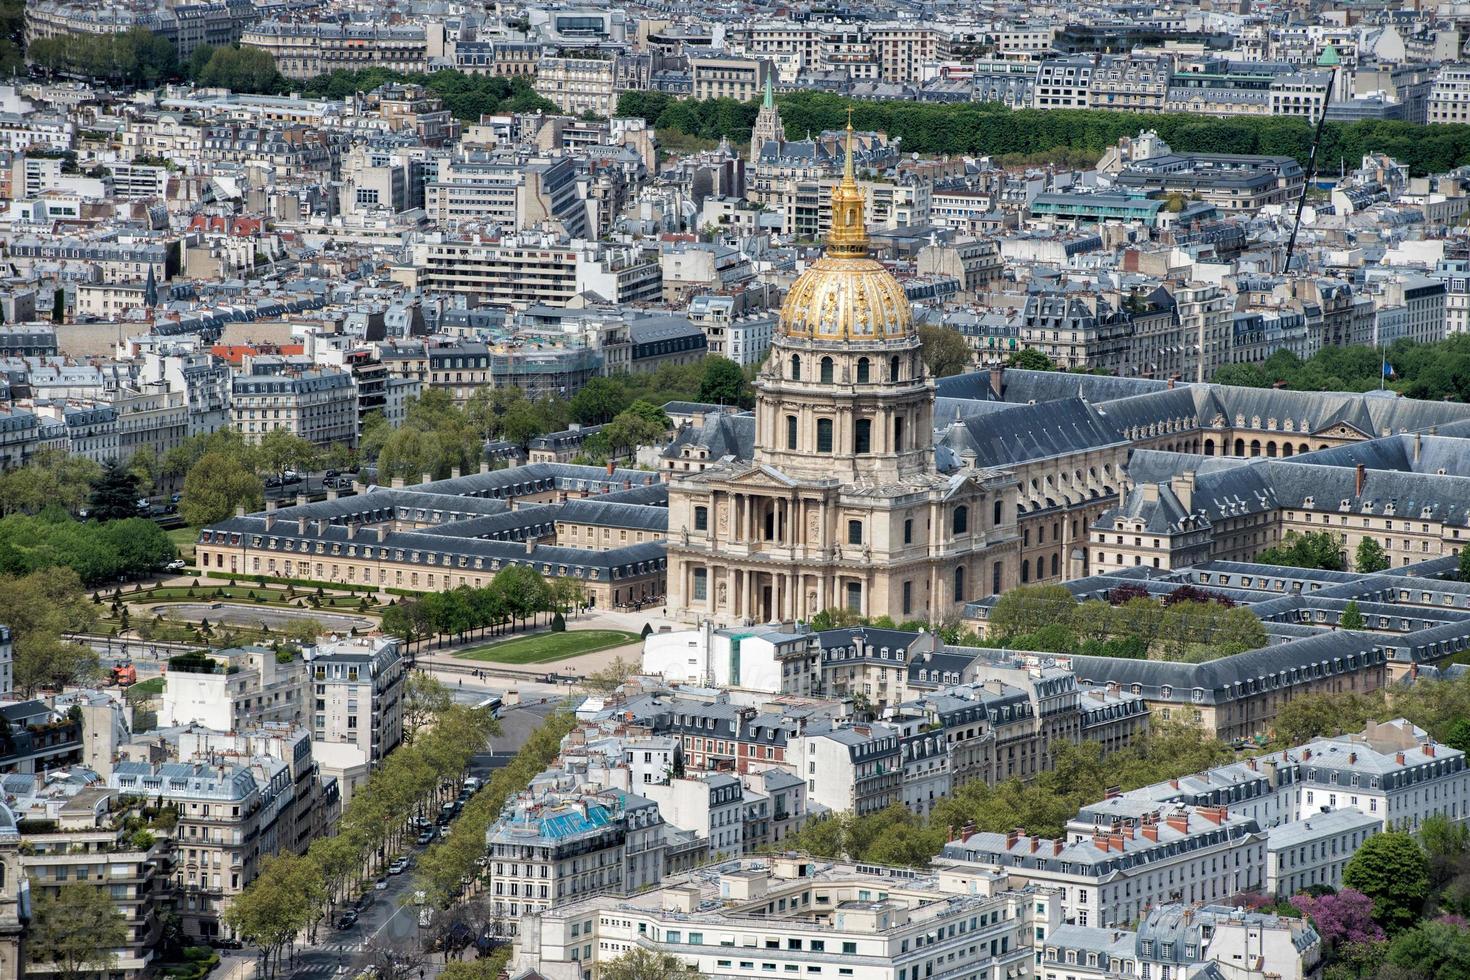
[374,877,389,891]
[165,559,186,572]
[388,859,408,875]
[416,830,434,846]
[336,910,359,930]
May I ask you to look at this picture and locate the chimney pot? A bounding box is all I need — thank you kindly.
[1355,463,1366,497]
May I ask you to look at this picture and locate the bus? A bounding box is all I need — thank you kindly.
[474,695,503,718]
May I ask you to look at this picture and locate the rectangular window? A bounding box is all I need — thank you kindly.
[693,568,708,601]
[694,506,709,531]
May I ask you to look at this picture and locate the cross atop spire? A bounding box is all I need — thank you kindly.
[842,109,856,182]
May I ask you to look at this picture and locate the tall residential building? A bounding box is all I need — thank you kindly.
[230,368,358,447]
[307,636,405,798]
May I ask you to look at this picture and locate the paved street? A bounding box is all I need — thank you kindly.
[285,698,557,980]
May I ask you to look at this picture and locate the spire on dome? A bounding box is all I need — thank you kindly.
[826,108,867,258]
[762,72,774,109]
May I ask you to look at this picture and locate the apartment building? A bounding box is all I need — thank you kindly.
[425,155,588,237]
[1428,64,1470,125]
[940,803,1267,927]
[307,635,405,779]
[484,791,631,932]
[1265,808,1379,898]
[17,781,174,980]
[790,723,901,816]
[109,757,294,940]
[535,56,620,118]
[159,647,308,732]
[517,857,1046,980]
[640,773,744,859]
[690,56,771,102]
[230,368,358,447]
[405,233,660,309]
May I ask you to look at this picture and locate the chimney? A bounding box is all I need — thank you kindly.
[1171,472,1195,512]
[1414,432,1422,465]
[1141,824,1159,842]
[1200,805,1225,825]
[1355,463,1365,497]
[1169,778,1180,789]
[297,517,307,534]
[989,361,1005,397]
[624,478,633,490]
[1247,758,1257,771]
[1141,482,1160,503]
[265,498,278,512]
[391,476,405,489]
[451,465,461,479]
[1348,752,1356,765]
[1396,752,1406,765]
[1052,839,1064,856]
[1105,785,1121,799]
[376,526,388,543]
[480,461,490,474]
[346,523,357,539]
[1029,837,1040,854]
[264,514,276,531]
[235,504,246,517]
[1092,833,1110,852]
[296,492,308,507]
[1302,748,1312,761]
[526,537,537,554]
[606,460,616,477]
[1426,743,1436,757]
[1166,810,1190,835]
[327,488,339,501]
[421,471,432,486]
[1005,828,1020,849]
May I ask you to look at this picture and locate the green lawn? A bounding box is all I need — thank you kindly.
[453,629,639,665]
[125,585,375,611]
[125,677,165,701]
[166,526,197,562]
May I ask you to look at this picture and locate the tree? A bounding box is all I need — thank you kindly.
[256,429,319,483]
[280,617,323,651]
[600,947,691,980]
[9,567,100,694]
[1355,537,1390,573]
[87,460,141,522]
[1340,600,1365,631]
[1257,531,1346,571]
[1007,349,1058,372]
[1342,832,1430,933]
[403,673,452,745]
[1289,889,1384,946]
[180,452,264,527]
[601,401,670,457]
[1446,718,1470,755]
[1382,920,1470,977]
[989,585,1076,639]
[224,854,322,977]
[1461,546,1470,584]
[917,325,972,377]
[584,655,638,693]
[568,377,630,426]
[196,45,285,94]
[28,882,129,980]
[697,358,748,407]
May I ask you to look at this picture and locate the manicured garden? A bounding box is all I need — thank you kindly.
[453,629,638,664]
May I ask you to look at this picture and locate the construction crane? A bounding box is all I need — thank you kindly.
[1283,44,1341,273]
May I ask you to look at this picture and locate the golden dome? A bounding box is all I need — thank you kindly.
[778,110,915,343]
[779,255,914,341]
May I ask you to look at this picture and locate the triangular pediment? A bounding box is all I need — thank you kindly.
[723,463,802,489]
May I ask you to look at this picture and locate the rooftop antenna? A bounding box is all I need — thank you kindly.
[1283,45,1341,274]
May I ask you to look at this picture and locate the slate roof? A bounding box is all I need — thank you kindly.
[937,397,1126,468]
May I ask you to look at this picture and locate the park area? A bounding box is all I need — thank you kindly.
[452,629,639,665]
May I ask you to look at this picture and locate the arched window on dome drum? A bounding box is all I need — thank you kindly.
[817,418,834,453]
[790,354,801,380]
[954,566,966,602]
[953,506,969,535]
[820,357,834,383]
[855,419,872,453]
[786,415,797,450]
[890,356,900,382]
[856,357,870,383]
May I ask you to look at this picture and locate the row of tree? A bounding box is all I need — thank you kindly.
[0,511,174,585]
[781,722,1237,865]
[1215,335,1470,404]
[225,684,502,975]
[982,584,1268,663]
[380,566,585,653]
[299,67,558,120]
[620,89,1470,178]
